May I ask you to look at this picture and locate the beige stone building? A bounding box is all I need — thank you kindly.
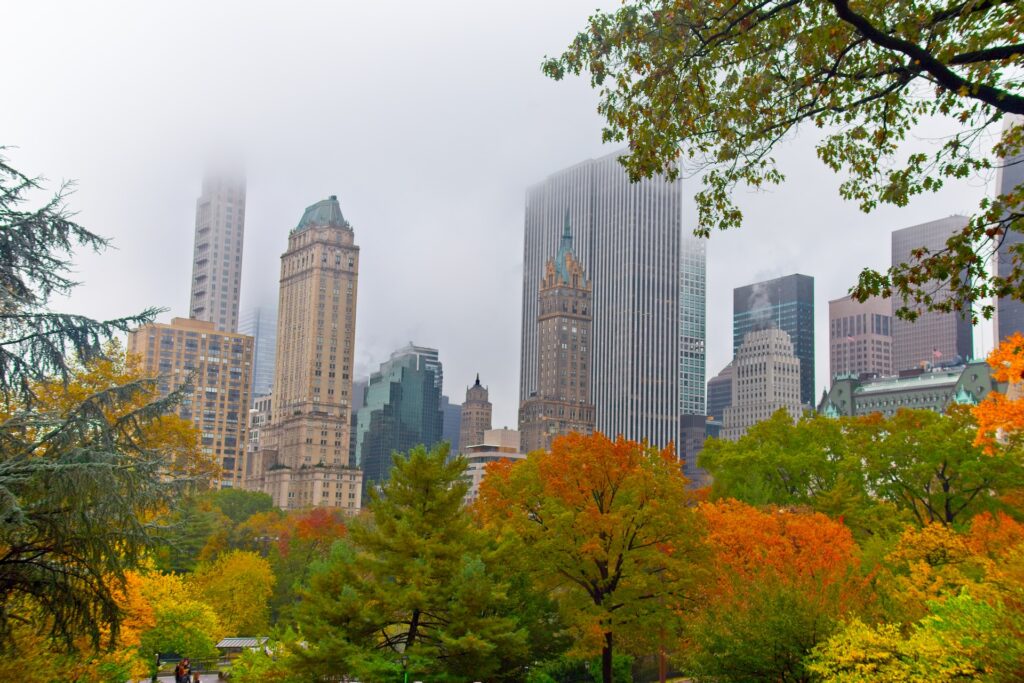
[519,215,595,453]
[458,375,491,453]
[461,429,525,506]
[245,196,363,511]
[829,295,893,379]
[127,317,254,487]
[723,328,803,441]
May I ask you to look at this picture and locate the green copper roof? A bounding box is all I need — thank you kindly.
[555,208,574,284]
[953,387,977,405]
[295,195,349,232]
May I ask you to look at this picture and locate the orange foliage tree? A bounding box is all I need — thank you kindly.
[974,332,1024,453]
[681,500,868,681]
[477,432,700,683]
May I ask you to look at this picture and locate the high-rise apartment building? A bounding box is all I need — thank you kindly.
[462,429,525,506]
[722,328,802,441]
[995,117,1024,341]
[520,151,706,450]
[519,217,595,453]
[829,295,893,379]
[354,344,444,494]
[440,395,462,454]
[239,306,277,397]
[733,274,814,406]
[459,375,491,452]
[189,174,246,332]
[248,196,362,511]
[127,317,254,487]
[891,217,973,371]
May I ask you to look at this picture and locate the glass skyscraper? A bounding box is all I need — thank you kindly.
[520,150,706,450]
[354,344,444,493]
[238,306,277,397]
[996,120,1024,342]
[732,274,815,406]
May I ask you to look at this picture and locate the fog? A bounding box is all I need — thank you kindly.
[1,1,998,426]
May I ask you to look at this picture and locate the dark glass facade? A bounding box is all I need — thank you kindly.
[733,274,815,405]
[997,145,1024,342]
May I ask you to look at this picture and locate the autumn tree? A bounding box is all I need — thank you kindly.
[137,571,222,672]
[478,432,700,683]
[296,444,536,682]
[975,331,1024,452]
[193,550,275,636]
[0,152,191,652]
[544,0,1024,320]
[681,500,868,682]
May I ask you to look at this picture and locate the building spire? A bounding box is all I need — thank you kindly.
[555,208,575,284]
[474,373,481,387]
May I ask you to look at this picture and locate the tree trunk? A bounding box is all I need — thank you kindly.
[408,607,421,649]
[602,631,613,683]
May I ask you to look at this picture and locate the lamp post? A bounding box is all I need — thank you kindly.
[401,654,409,683]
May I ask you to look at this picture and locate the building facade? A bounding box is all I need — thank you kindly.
[462,428,526,507]
[819,360,1000,418]
[239,306,277,397]
[459,375,491,452]
[706,362,733,423]
[891,217,974,371]
[722,328,803,441]
[829,295,893,379]
[996,117,1024,342]
[127,317,254,488]
[440,395,462,455]
[733,274,814,406]
[519,216,595,453]
[189,173,246,332]
[520,151,706,451]
[248,196,362,511]
[354,344,445,494]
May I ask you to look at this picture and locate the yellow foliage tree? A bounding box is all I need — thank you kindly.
[192,550,275,636]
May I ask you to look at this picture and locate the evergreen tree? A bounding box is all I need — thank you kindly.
[295,444,536,682]
[0,152,189,650]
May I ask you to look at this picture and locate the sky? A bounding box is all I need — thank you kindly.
[1,1,1001,428]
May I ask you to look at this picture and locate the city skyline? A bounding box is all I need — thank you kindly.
[2,2,1000,431]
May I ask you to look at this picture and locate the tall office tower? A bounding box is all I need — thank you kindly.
[354,344,444,494]
[829,295,893,379]
[459,375,492,452]
[250,196,362,511]
[706,362,734,423]
[189,173,246,332]
[519,217,595,453]
[239,306,277,397]
[733,274,815,406]
[722,328,803,441]
[520,151,705,450]
[891,217,973,371]
[127,317,254,487]
[440,395,462,454]
[995,117,1024,341]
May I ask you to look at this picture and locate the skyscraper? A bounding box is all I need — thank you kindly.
[249,196,362,511]
[829,295,893,379]
[239,306,277,397]
[354,344,444,493]
[189,173,246,332]
[706,362,733,423]
[459,375,491,452]
[995,118,1024,342]
[733,274,815,406]
[519,216,595,453]
[891,217,973,371]
[520,151,706,450]
[723,328,802,441]
[127,317,254,488]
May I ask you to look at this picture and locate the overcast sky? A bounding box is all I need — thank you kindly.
[2,2,1000,427]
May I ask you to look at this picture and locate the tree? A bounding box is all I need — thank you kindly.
[295,443,533,682]
[0,152,188,651]
[853,406,1024,526]
[543,0,1024,320]
[137,572,221,672]
[209,488,276,526]
[478,432,700,683]
[974,332,1024,452]
[193,550,275,636]
[681,500,868,682]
